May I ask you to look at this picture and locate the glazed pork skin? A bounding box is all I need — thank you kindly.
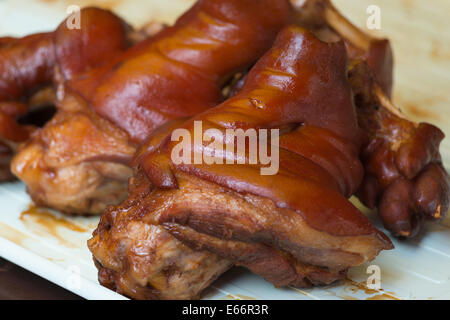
[89,26,392,299]
[12,0,294,215]
[1,7,132,183]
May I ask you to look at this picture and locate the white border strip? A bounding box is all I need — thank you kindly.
[0,237,128,300]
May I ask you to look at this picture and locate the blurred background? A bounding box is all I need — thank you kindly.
[0,0,449,166]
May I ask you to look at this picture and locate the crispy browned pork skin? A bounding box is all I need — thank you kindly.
[89,26,393,300]
[1,8,132,182]
[12,0,294,215]
[293,0,449,238]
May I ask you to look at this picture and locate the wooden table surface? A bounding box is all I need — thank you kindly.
[0,258,81,300]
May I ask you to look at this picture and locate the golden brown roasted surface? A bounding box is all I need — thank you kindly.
[12,106,134,214]
[12,0,294,215]
[90,26,393,300]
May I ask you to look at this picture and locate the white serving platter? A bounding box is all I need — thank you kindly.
[0,0,449,300]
